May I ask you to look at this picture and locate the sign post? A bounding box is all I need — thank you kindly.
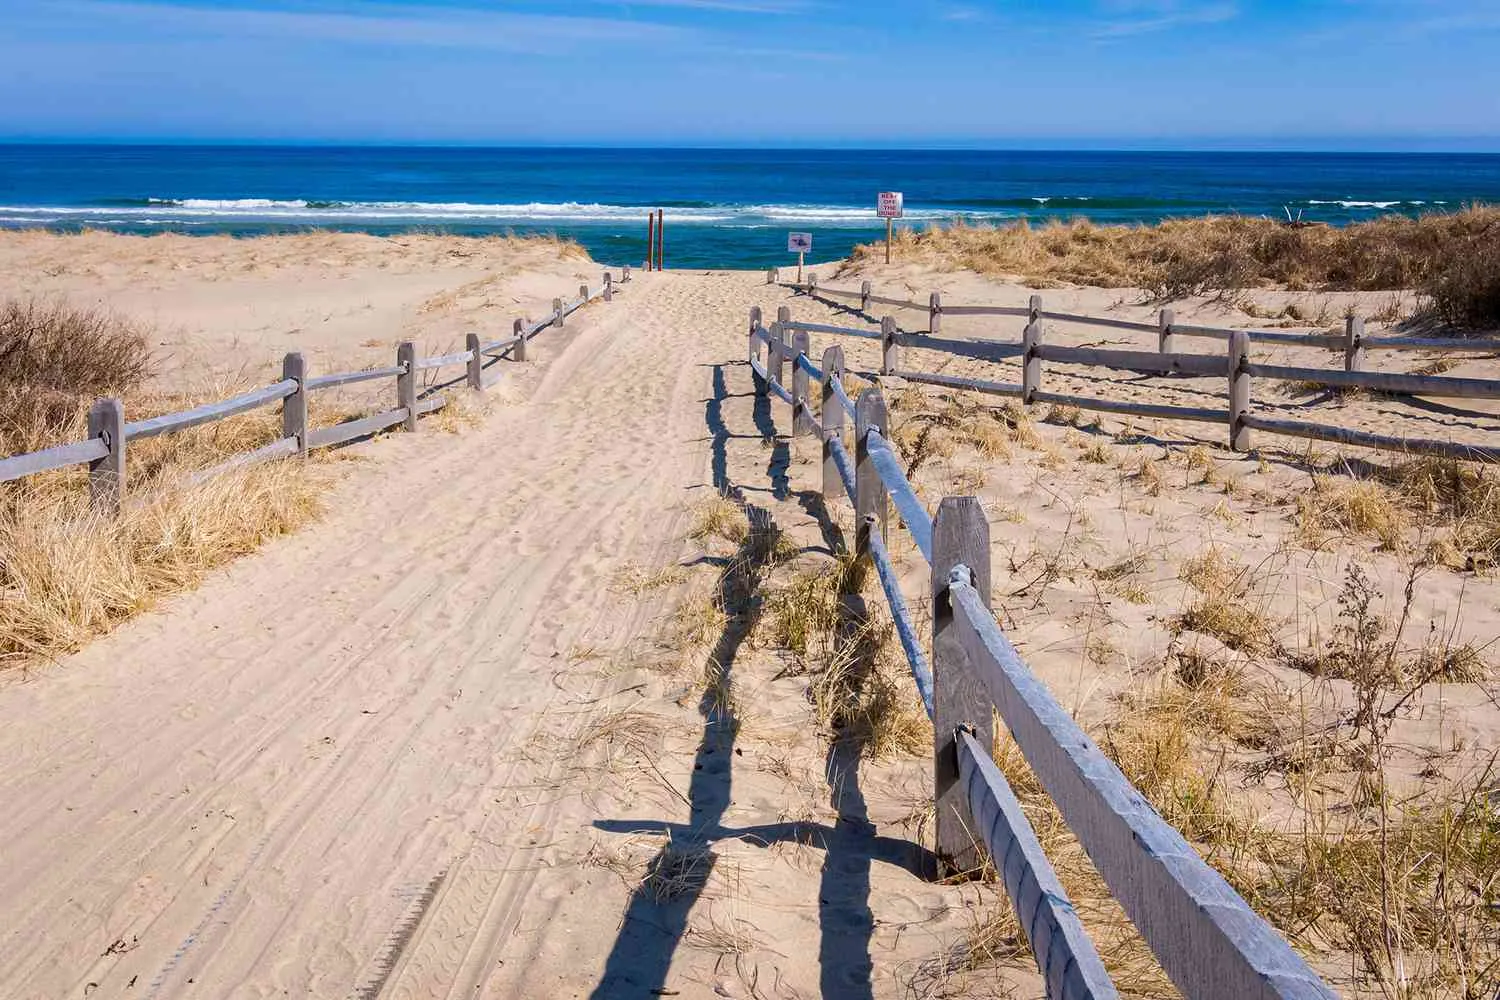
[787,232,813,284]
[877,191,904,264]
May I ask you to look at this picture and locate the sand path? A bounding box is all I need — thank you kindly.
[0,270,850,999]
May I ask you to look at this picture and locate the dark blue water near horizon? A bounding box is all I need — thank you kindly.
[3,145,1500,269]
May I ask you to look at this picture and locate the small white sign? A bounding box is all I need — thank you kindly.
[877,191,904,219]
[787,232,813,253]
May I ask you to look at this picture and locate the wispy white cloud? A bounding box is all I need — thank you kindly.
[1089,0,1238,38]
[37,0,692,52]
[603,0,809,12]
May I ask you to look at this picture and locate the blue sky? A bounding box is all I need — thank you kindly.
[1,0,1497,147]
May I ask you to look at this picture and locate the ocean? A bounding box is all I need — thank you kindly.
[3,145,1500,270]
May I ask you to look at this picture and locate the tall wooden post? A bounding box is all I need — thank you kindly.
[770,321,786,392]
[930,292,942,335]
[603,272,613,302]
[514,317,528,362]
[646,213,655,271]
[854,388,889,561]
[579,284,589,309]
[808,273,818,298]
[656,209,664,271]
[1229,330,1253,452]
[777,305,791,328]
[885,217,893,264]
[1159,308,1176,354]
[791,329,813,437]
[623,263,632,283]
[822,344,846,500]
[881,316,899,376]
[767,267,776,285]
[282,352,308,457]
[750,310,767,397]
[1022,295,1044,404]
[465,334,484,391]
[1345,315,1366,372]
[87,397,125,517]
[932,496,993,876]
[749,305,762,336]
[554,297,565,328]
[861,280,872,314]
[397,341,417,431]
[797,251,805,285]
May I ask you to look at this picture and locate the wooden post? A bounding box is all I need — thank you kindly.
[281,352,308,457]
[646,213,655,271]
[770,321,786,392]
[554,297,565,328]
[822,344,846,500]
[885,217,893,264]
[87,397,125,517]
[1345,315,1366,372]
[929,291,942,335]
[1229,330,1252,452]
[514,317,528,362]
[397,341,417,431]
[855,388,889,560]
[1022,295,1044,404]
[749,309,767,398]
[777,305,791,328]
[808,273,818,297]
[791,329,813,438]
[603,272,613,302]
[749,305,762,336]
[767,267,777,285]
[861,280,872,314]
[1159,308,1176,354]
[881,316,899,376]
[797,251,805,286]
[579,284,589,309]
[465,333,483,391]
[932,496,993,876]
[622,263,631,283]
[656,208,664,271]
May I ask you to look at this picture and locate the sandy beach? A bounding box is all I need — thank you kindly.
[0,231,1496,998]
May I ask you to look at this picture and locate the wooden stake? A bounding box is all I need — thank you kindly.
[282,352,308,457]
[397,341,417,431]
[1229,330,1253,452]
[646,212,655,271]
[87,397,125,517]
[885,217,893,264]
[821,344,846,500]
[465,333,483,391]
[656,209,664,271]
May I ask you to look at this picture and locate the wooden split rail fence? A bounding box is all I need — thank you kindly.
[0,269,629,512]
[761,273,1500,465]
[746,306,1338,1000]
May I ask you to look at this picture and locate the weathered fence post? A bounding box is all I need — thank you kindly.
[282,352,308,457]
[1229,330,1252,452]
[855,388,889,561]
[397,341,417,431]
[777,305,791,328]
[1345,315,1366,372]
[770,321,787,391]
[749,309,767,397]
[514,318,528,362]
[1158,308,1176,354]
[1022,295,1044,404]
[87,397,125,517]
[881,316,899,376]
[622,263,631,283]
[465,334,484,391]
[808,273,818,297]
[579,284,590,308]
[822,344,845,500]
[646,212,656,271]
[791,329,813,437]
[767,267,777,285]
[749,305,762,336]
[932,496,993,876]
[553,297,565,328]
[929,291,942,335]
[861,280,872,314]
[603,272,613,302]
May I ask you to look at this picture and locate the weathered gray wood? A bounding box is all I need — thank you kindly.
[1365,335,1500,351]
[766,267,777,285]
[0,437,109,484]
[948,579,1337,1000]
[466,334,484,391]
[749,327,768,397]
[1240,415,1500,463]
[748,306,762,337]
[854,389,889,561]
[415,394,448,416]
[893,333,1025,361]
[1030,390,1228,425]
[828,369,857,419]
[1038,310,1159,333]
[821,344,846,500]
[868,293,921,309]
[861,280,872,313]
[929,291,942,334]
[777,305,791,327]
[579,284,590,309]
[933,496,992,876]
[1034,344,1226,377]
[1159,308,1175,354]
[604,272,613,302]
[1170,323,1343,347]
[1022,321,1043,404]
[282,353,308,457]
[554,297,565,327]
[190,435,299,484]
[88,397,125,516]
[787,321,882,340]
[414,350,475,371]
[478,334,523,356]
[123,380,298,441]
[865,429,933,564]
[307,408,410,449]
[1229,330,1252,452]
[900,370,1025,399]
[867,523,935,716]
[770,322,787,392]
[790,329,813,438]
[1244,362,1500,399]
[808,273,818,297]
[940,304,1032,317]
[305,365,405,391]
[956,730,1121,1000]
[1345,315,1366,373]
[514,318,529,362]
[881,316,899,375]
[397,342,417,432]
[623,263,632,283]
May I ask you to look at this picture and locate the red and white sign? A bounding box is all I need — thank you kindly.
[877,191,904,219]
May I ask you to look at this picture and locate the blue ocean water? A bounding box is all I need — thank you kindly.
[3,145,1500,270]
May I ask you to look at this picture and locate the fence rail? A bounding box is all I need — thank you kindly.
[0,270,627,508]
[765,278,1500,465]
[746,310,1337,999]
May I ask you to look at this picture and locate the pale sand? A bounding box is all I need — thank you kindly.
[1,236,1497,998]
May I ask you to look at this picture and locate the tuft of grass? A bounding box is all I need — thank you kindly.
[1298,475,1408,551]
[1174,548,1275,655]
[688,493,750,546]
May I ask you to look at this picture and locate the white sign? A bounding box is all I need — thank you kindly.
[877,191,904,219]
[787,232,813,253]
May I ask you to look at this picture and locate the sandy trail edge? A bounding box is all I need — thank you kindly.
[0,272,746,998]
